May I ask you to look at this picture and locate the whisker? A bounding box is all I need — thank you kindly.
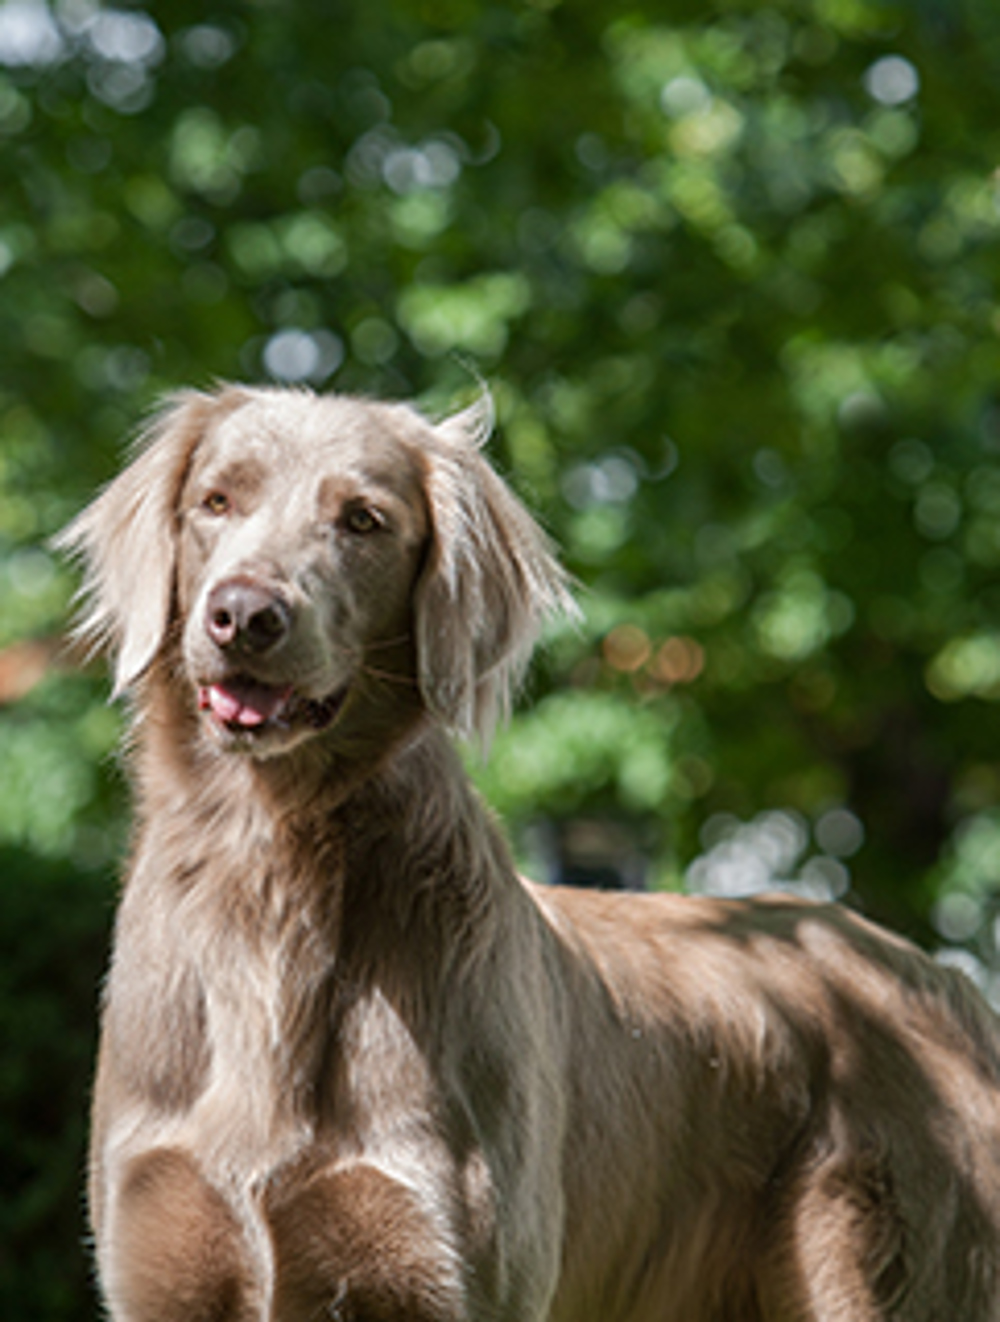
[359,663,420,688]
[325,632,412,660]
[365,632,413,652]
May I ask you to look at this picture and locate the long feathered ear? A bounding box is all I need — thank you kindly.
[415,394,578,746]
[53,390,222,697]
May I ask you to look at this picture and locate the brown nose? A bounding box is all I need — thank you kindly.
[205,579,291,655]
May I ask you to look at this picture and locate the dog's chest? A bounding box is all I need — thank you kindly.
[190,888,336,1147]
[176,861,439,1167]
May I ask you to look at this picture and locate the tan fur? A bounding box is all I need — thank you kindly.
[59,385,1000,1321]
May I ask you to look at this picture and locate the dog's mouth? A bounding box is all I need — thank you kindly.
[197,675,348,737]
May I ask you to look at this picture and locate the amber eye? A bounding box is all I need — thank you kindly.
[344,506,381,534]
[202,491,230,516]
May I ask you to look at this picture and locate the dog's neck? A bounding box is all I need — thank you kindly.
[127,660,513,965]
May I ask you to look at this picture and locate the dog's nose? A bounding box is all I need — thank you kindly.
[205,579,291,655]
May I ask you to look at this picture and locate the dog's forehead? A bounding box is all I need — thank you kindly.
[203,393,427,492]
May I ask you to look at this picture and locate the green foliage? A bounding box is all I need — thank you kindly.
[0,847,111,1320]
[479,688,678,820]
[4,0,1000,1312]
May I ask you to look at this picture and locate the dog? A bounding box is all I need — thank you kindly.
[59,384,1000,1321]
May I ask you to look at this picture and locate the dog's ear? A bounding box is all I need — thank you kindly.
[54,390,221,697]
[415,394,578,745]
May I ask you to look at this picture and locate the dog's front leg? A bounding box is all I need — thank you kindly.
[102,1146,257,1322]
[264,1161,467,1322]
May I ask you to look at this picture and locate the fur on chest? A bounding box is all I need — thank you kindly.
[111,817,454,1151]
[98,847,477,1322]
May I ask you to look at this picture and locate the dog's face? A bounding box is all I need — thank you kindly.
[175,393,430,757]
[58,385,575,760]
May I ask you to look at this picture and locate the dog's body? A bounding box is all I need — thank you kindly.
[62,386,1000,1321]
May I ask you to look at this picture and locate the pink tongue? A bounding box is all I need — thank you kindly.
[199,681,292,728]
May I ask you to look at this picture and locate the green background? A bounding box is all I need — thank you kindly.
[3,0,1000,1313]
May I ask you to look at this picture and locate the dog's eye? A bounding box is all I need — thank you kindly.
[202,491,230,517]
[344,506,381,535]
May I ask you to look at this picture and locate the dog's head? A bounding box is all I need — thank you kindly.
[57,386,575,758]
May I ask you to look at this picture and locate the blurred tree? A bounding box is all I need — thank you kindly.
[0,846,110,1319]
[3,0,1000,1313]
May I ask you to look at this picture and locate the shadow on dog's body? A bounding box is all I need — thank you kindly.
[61,386,1000,1321]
